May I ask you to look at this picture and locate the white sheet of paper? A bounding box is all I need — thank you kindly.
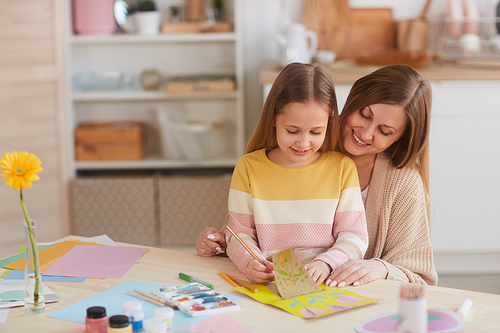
[81,234,118,246]
[0,308,9,323]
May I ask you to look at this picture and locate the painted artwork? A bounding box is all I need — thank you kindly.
[355,309,466,333]
[0,280,59,309]
[272,249,322,298]
[235,283,380,319]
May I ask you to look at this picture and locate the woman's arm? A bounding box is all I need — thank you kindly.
[195,227,227,257]
[326,166,438,286]
[372,166,437,285]
[195,214,230,257]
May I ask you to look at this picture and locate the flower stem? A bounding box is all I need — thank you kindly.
[20,190,40,307]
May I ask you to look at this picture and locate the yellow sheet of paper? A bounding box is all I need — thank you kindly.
[235,284,381,319]
[4,240,105,272]
[272,249,322,298]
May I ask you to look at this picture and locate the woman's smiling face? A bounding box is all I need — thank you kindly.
[342,103,408,157]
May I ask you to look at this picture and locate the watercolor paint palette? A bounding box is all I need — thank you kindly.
[152,282,240,317]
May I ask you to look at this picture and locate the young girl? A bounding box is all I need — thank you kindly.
[226,63,368,285]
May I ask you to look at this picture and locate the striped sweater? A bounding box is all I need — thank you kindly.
[226,149,368,274]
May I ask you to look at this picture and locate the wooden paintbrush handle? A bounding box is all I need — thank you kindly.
[225,225,265,266]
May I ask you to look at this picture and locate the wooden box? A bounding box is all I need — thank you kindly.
[75,121,145,161]
[161,21,231,34]
[166,74,235,94]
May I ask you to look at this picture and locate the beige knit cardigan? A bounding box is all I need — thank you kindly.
[366,153,438,285]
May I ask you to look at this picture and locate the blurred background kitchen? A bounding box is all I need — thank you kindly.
[0,0,499,294]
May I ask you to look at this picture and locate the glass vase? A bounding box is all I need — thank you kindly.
[23,219,45,314]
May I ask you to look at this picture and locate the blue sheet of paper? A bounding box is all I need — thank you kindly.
[2,269,86,283]
[0,244,53,268]
[48,280,243,324]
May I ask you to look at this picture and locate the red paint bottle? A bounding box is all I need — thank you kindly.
[86,306,108,333]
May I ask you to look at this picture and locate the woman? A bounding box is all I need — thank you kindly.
[195,64,438,287]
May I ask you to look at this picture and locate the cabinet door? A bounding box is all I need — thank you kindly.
[429,81,500,253]
[73,177,156,245]
[159,175,231,247]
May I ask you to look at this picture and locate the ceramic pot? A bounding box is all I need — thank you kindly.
[275,22,318,66]
[73,0,117,35]
[134,11,161,36]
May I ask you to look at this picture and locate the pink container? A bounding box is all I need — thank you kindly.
[73,0,117,35]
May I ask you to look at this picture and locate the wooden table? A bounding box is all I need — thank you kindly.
[2,236,500,332]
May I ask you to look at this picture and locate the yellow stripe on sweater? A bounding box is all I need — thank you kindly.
[230,150,360,201]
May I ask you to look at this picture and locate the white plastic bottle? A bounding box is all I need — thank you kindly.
[154,307,174,329]
[143,317,168,333]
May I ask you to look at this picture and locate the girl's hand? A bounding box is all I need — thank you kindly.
[325,259,388,287]
[195,227,227,257]
[304,260,331,285]
[246,259,275,284]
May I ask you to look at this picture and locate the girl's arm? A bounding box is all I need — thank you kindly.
[225,157,271,280]
[312,156,369,278]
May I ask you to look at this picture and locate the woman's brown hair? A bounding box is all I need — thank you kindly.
[246,62,338,154]
[339,64,432,199]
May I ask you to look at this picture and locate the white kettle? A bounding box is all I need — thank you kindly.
[275,22,318,67]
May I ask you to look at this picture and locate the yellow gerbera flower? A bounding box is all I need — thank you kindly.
[0,151,43,190]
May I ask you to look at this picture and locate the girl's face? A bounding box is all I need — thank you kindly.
[272,101,329,167]
[342,103,408,157]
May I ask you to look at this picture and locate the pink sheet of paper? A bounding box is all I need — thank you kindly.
[43,245,149,279]
[197,313,252,333]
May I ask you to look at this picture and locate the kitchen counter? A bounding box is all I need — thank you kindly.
[259,60,500,85]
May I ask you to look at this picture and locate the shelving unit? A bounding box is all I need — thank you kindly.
[64,0,244,174]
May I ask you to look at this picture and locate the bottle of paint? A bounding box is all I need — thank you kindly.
[122,301,142,315]
[108,315,132,333]
[129,310,145,333]
[143,317,168,333]
[85,306,108,333]
[122,301,144,332]
[153,307,174,329]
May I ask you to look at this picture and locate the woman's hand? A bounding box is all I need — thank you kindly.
[304,260,331,285]
[325,259,388,287]
[246,259,275,285]
[195,227,227,257]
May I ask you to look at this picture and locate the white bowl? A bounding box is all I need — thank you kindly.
[460,34,481,54]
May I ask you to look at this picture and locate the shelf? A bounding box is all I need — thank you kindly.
[74,156,239,170]
[66,0,244,175]
[69,32,236,45]
[71,90,240,102]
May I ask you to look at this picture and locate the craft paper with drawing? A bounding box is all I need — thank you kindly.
[272,249,321,298]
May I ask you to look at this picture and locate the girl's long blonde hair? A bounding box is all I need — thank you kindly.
[339,64,432,204]
[246,62,339,154]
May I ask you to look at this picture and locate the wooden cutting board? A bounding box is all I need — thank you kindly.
[354,51,433,69]
[337,8,395,59]
[302,0,350,55]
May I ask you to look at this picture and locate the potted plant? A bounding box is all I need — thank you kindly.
[129,0,161,35]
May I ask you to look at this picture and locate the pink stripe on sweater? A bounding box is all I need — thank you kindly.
[256,224,335,252]
[229,211,256,236]
[334,210,368,237]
